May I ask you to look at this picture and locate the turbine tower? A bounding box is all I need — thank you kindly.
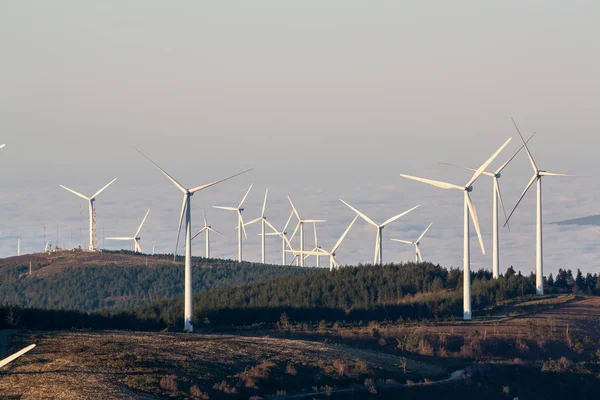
[244,188,270,263]
[214,184,253,262]
[60,178,118,251]
[135,148,251,332]
[391,222,433,263]
[440,133,535,278]
[340,200,419,265]
[287,197,326,267]
[401,137,512,320]
[190,210,228,259]
[106,209,150,253]
[298,215,359,270]
[504,120,574,295]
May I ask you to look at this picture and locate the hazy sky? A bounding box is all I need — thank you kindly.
[1,2,599,276]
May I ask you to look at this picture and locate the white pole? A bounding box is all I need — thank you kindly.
[184,196,194,332]
[536,177,544,295]
[17,237,20,256]
[238,214,243,262]
[300,223,304,267]
[88,200,94,251]
[378,228,383,265]
[415,245,419,263]
[261,219,265,263]
[205,228,210,258]
[463,192,472,320]
[492,178,499,279]
[282,235,286,265]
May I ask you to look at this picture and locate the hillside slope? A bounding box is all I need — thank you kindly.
[0,250,311,311]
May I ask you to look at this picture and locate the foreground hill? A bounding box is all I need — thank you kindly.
[2,296,599,399]
[0,250,310,311]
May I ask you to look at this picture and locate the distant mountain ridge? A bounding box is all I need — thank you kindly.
[550,214,600,226]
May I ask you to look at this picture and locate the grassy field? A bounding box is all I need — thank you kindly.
[2,295,599,399]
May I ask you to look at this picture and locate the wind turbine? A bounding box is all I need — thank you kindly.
[106,209,150,253]
[135,148,251,332]
[264,211,295,265]
[340,200,419,265]
[401,137,512,320]
[59,178,118,251]
[244,188,270,263]
[303,222,322,267]
[189,210,227,259]
[287,197,326,267]
[391,222,433,263]
[214,184,253,262]
[504,120,574,295]
[0,344,36,369]
[297,215,359,270]
[440,133,535,278]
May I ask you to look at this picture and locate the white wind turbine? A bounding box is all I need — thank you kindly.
[440,133,535,278]
[504,120,575,295]
[189,210,227,259]
[401,137,512,320]
[288,197,326,267]
[340,200,419,265]
[391,222,433,263]
[0,344,36,369]
[264,211,296,265]
[135,148,251,332]
[297,215,359,270]
[214,184,253,262]
[303,222,322,267]
[244,188,270,263]
[106,209,150,253]
[60,178,118,251]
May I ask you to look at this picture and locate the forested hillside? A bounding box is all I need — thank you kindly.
[0,250,310,311]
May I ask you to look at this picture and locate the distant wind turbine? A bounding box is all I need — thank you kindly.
[244,189,270,263]
[59,178,118,251]
[504,120,575,295]
[298,215,359,270]
[106,209,150,253]
[340,200,419,265]
[135,147,252,332]
[288,197,326,267]
[440,133,535,278]
[401,137,512,320]
[214,184,253,262]
[189,210,228,259]
[264,211,295,265]
[391,222,433,263]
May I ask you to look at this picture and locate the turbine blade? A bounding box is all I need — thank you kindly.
[416,222,433,243]
[213,206,238,211]
[495,132,536,174]
[244,217,262,226]
[303,219,327,223]
[0,344,36,369]
[189,169,253,194]
[59,185,89,200]
[106,237,134,241]
[391,239,413,245]
[438,162,479,174]
[290,221,300,242]
[239,211,247,239]
[313,222,318,247]
[174,195,188,259]
[288,197,300,220]
[264,219,280,235]
[504,174,537,227]
[511,118,538,173]
[135,209,151,237]
[190,227,207,242]
[539,172,577,177]
[261,188,268,217]
[466,193,485,255]
[283,210,294,233]
[339,199,378,227]
[331,215,359,253]
[399,174,464,191]
[593,228,600,236]
[208,227,229,239]
[0,144,5,150]
[238,184,254,208]
[466,137,512,187]
[496,180,510,232]
[381,204,420,227]
[91,178,118,199]
[134,147,187,193]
